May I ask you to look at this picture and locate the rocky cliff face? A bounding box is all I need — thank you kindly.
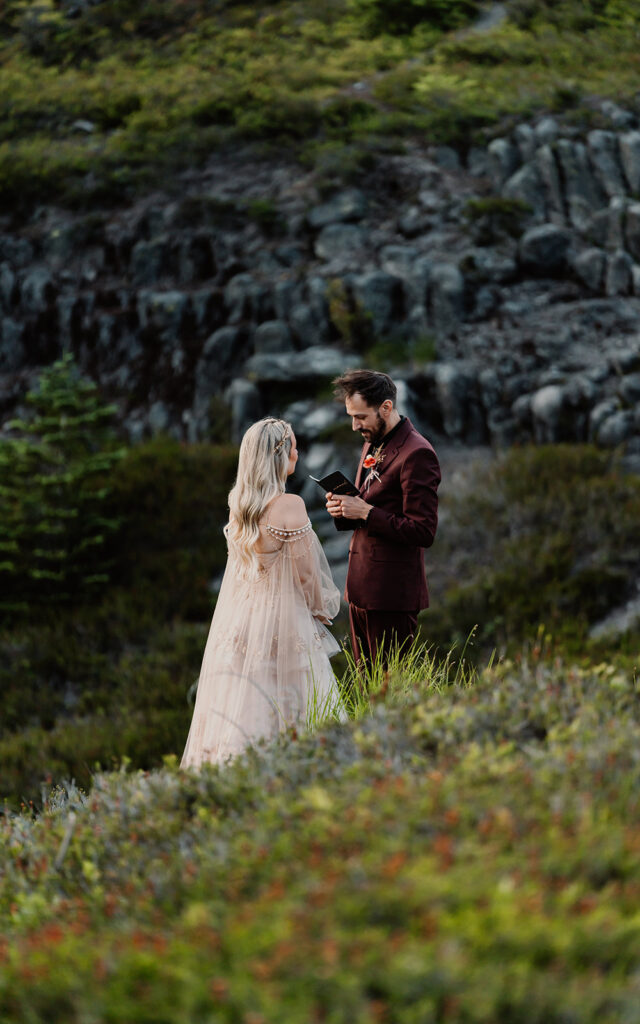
[2,106,640,468]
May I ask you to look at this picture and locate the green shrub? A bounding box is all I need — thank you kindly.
[327,278,375,350]
[425,445,640,653]
[349,0,479,37]
[104,436,237,620]
[0,355,124,614]
[0,435,237,804]
[463,196,532,243]
[508,0,638,32]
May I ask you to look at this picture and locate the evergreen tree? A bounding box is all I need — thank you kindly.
[0,354,124,613]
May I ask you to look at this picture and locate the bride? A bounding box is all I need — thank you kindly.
[181,417,343,768]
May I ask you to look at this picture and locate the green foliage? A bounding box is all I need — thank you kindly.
[327,278,375,350]
[104,436,237,620]
[508,0,640,32]
[426,444,640,653]
[349,0,479,37]
[1,655,640,1019]
[412,333,438,363]
[246,198,282,234]
[5,0,268,63]
[0,355,124,614]
[1,0,639,208]
[0,435,238,805]
[463,196,532,243]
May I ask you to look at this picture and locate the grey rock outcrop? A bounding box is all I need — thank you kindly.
[519,224,572,276]
[503,163,546,223]
[130,238,171,285]
[224,273,272,325]
[4,116,640,461]
[429,264,465,336]
[488,138,521,185]
[314,224,367,261]
[194,326,246,420]
[572,248,606,291]
[0,264,16,312]
[21,268,56,312]
[605,250,634,296]
[530,384,569,442]
[587,130,627,198]
[254,320,294,353]
[619,131,640,194]
[556,140,606,230]
[307,189,367,229]
[535,145,565,223]
[290,303,326,349]
[352,271,403,337]
[246,345,359,383]
[625,203,640,262]
[597,409,635,446]
[0,318,25,373]
[225,377,262,443]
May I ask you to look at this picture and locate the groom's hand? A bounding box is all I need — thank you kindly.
[325,492,343,519]
[326,492,372,520]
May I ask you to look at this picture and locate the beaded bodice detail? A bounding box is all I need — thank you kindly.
[265,521,313,542]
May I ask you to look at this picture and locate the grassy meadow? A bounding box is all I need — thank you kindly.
[0,1,639,210]
[2,652,640,1021]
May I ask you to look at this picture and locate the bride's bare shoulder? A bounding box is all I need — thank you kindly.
[269,493,308,529]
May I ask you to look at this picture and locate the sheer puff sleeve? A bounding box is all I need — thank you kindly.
[265,521,341,624]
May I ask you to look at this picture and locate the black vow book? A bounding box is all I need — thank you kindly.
[309,471,359,496]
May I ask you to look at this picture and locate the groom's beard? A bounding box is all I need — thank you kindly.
[360,413,386,447]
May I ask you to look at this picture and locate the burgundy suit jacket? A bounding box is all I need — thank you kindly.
[335,417,440,611]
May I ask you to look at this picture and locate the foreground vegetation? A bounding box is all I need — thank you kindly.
[2,653,640,1021]
[1,0,639,209]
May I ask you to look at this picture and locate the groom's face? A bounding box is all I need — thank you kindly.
[346,393,387,445]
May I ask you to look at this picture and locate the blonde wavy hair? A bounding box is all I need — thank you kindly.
[224,417,293,570]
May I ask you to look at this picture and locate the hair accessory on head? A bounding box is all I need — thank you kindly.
[273,429,290,455]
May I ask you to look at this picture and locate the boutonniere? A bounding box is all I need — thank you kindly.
[363,445,386,490]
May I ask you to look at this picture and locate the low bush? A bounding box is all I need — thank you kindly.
[508,0,638,32]
[425,444,640,654]
[463,196,532,244]
[104,436,237,620]
[1,655,639,1020]
[349,0,479,37]
[0,435,237,806]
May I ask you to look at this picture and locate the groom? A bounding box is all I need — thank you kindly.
[326,369,441,669]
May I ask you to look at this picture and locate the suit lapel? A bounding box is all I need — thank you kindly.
[355,441,371,491]
[360,418,413,491]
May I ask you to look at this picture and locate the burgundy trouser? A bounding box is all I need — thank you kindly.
[349,604,418,669]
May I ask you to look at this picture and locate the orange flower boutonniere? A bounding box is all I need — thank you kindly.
[363,445,386,490]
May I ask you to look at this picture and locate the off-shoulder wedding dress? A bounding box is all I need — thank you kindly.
[181,498,343,767]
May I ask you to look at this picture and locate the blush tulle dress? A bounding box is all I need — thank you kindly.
[181,501,343,768]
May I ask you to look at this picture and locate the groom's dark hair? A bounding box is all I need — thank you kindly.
[333,369,397,409]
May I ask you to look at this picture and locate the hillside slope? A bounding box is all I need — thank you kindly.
[2,656,640,1022]
[0,1,639,209]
